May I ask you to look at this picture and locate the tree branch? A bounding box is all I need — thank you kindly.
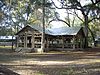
[50,0,82,10]
[74,10,84,22]
[88,17,100,23]
[48,19,70,27]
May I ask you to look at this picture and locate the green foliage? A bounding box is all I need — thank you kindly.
[0,12,3,22]
[0,26,14,36]
[0,0,54,36]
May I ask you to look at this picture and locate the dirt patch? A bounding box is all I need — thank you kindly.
[0,48,100,75]
[0,66,19,75]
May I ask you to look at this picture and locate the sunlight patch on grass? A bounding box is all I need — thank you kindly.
[2,59,99,66]
[0,46,12,48]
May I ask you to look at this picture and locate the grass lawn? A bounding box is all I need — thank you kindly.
[0,46,15,48]
[0,48,100,75]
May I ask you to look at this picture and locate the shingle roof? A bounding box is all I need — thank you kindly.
[16,25,84,36]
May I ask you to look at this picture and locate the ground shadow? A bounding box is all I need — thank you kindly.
[0,48,100,75]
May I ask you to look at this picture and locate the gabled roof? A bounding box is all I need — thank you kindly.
[16,25,84,36]
[15,25,42,35]
[47,26,83,36]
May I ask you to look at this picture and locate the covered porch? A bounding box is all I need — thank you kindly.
[45,34,85,51]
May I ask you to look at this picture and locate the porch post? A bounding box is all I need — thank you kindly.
[24,33,27,48]
[52,39,53,48]
[16,36,19,48]
[80,37,83,49]
[47,37,49,49]
[73,36,75,50]
[24,35,25,48]
[32,32,35,48]
[76,38,78,48]
[62,36,64,50]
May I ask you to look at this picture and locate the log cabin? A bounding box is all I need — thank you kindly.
[15,25,85,52]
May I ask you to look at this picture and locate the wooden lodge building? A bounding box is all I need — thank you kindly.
[15,25,85,52]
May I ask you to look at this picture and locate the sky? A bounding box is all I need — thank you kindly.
[49,0,72,28]
[49,0,91,28]
[50,3,68,28]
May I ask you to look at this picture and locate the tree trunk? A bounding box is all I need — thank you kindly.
[12,36,14,50]
[41,0,45,53]
[84,15,88,48]
[88,27,96,47]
